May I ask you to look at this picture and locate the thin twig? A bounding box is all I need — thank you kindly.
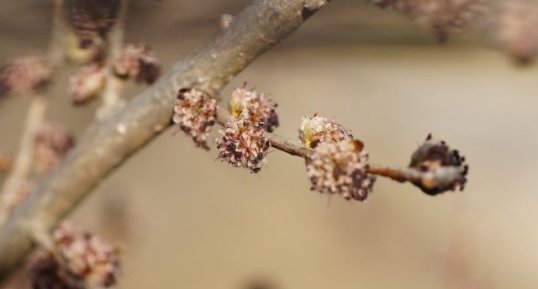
[0,96,47,223]
[0,0,331,281]
[216,109,464,188]
[97,0,129,120]
[0,0,66,223]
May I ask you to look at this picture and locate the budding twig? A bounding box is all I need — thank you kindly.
[216,107,465,191]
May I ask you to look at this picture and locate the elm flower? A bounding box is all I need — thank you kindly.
[29,222,121,289]
[306,140,375,201]
[409,134,468,195]
[216,117,270,173]
[229,87,279,132]
[173,88,217,149]
[34,124,75,175]
[69,62,107,105]
[299,114,352,148]
[113,43,161,84]
[0,56,51,97]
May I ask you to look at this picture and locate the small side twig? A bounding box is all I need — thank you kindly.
[0,96,47,223]
[97,0,129,120]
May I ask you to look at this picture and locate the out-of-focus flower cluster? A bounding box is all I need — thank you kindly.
[409,134,468,195]
[173,88,218,149]
[0,56,51,97]
[29,222,121,289]
[495,2,538,65]
[64,0,121,48]
[69,62,107,105]
[373,0,485,42]
[229,87,279,132]
[34,124,75,175]
[299,114,352,148]
[216,118,270,173]
[68,43,160,105]
[113,43,161,84]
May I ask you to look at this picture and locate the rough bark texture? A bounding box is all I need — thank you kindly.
[0,0,330,281]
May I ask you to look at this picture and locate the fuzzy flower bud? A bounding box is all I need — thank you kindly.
[306,140,375,201]
[409,134,468,195]
[69,62,107,105]
[299,114,352,148]
[29,222,121,289]
[173,88,217,149]
[216,117,270,173]
[34,124,75,175]
[229,87,279,132]
[113,43,161,84]
[0,56,51,97]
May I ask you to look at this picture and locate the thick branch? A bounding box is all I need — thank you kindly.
[0,0,330,281]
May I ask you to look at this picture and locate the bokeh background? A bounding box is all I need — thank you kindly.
[1,1,538,289]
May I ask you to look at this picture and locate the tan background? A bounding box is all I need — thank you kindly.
[1,1,537,289]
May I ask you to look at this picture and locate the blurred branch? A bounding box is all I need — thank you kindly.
[0,0,66,224]
[98,0,129,120]
[0,0,331,281]
[0,96,47,222]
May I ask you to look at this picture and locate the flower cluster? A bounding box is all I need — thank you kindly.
[229,87,279,132]
[69,62,107,104]
[495,2,538,65]
[64,0,121,48]
[409,134,468,195]
[0,56,51,97]
[29,222,121,289]
[34,124,75,175]
[113,43,161,84]
[216,118,270,173]
[306,139,375,201]
[173,88,218,149]
[373,0,485,42]
[299,114,352,148]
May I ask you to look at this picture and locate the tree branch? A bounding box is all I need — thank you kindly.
[0,96,47,223]
[0,0,331,281]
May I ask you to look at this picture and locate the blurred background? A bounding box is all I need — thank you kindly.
[1,1,538,289]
